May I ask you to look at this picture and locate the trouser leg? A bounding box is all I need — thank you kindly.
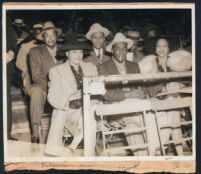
[144,112,160,156]
[123,114,148,156]
[29,85,46,137]
[45,111,67,156]
[69,115,83,149]
[167,110,184,156]
[7,75,12,138]
[157,111,172,143]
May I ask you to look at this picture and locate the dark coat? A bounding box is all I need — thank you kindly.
[97,59,141,102]
[29,45,63,92]
[6,17,18,75]
[84,50,111,66]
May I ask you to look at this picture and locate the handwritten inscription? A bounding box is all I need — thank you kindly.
[41,162,104,169]
[119,161,140,172]
[172,161,180,169]
[165,157,172,160]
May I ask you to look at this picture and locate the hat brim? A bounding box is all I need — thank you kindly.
[86,28,110,40]
[156,87,192,97]
[127,36,144,42]
[59,41,92,52]
[106,39,133,52]
[37,27,59,41]
[13,23,25,27]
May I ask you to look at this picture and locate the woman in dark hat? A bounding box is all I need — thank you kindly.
[45,40,98,156]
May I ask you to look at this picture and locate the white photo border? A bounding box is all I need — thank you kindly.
[2,2,196,164]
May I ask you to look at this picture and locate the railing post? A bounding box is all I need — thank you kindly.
[83,77,92,156]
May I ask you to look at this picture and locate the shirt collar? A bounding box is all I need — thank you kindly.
[46,45,57,55]
[112,57,126,74]
[46,45,57,63]
[93,47,103,57]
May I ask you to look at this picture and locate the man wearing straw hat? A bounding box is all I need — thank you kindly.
[85,23,111,65]
[29,21,63,143]
[98,32,148,156]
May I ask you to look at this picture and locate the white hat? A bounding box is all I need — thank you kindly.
[33,23,43,29]
[138,55,158,74]
[86,23,110,40]
[13,19,25,27]
[38,21,58,40]
[106,32,133,52]
[167,49,192,72]
[127,31,144,41]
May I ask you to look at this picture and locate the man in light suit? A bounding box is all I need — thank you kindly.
[85,23,111,65]
[29,21,63,143]
[98,33,148,156]
[45,40,98,156]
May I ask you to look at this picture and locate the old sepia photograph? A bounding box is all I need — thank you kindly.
[2,2,195,172]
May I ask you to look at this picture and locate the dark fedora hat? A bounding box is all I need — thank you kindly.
[59,39,92,51]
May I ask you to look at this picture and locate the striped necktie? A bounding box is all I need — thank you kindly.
[97,49,103,64]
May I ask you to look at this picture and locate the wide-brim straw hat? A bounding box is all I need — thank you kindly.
[59,39,92,52]
[138,55,158,74]
[86,23,110,40]
[12,19,25,27]
[37,21,59,40]
[127,31,144,42]
[30,23,43,34]
[106,32,133,52]
[167,49,192,72]
[33,23,43,29]
[156,86,192,97]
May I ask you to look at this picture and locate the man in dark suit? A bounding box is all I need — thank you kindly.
[6,16,18,140]
[98,33,148,156]
[29,21,63,143]
[85,23,111,66]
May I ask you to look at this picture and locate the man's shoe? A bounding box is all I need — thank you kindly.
[8,136,18,141]
[31,136,40,144]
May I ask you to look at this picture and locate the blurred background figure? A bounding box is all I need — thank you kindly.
[6,17,19,140]
[16,23,43,96]
[126,30,145,63]
[143,23,161,55]
[65,16,85,41]
[12,18,29,45]
[120,25,132,37]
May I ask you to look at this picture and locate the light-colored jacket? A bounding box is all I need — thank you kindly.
[45,60,98,156]
[48,60,98,111]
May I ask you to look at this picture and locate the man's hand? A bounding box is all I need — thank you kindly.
[6,50,14,64]
[22,73,32,95]
[69,90,82,101]
[125,89,146,99]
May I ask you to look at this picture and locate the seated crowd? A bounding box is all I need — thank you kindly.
[6,18,192,156]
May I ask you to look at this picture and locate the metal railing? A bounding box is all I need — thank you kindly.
[83,71,192,156]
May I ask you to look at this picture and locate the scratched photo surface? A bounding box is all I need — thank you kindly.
[3,3,195,173]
